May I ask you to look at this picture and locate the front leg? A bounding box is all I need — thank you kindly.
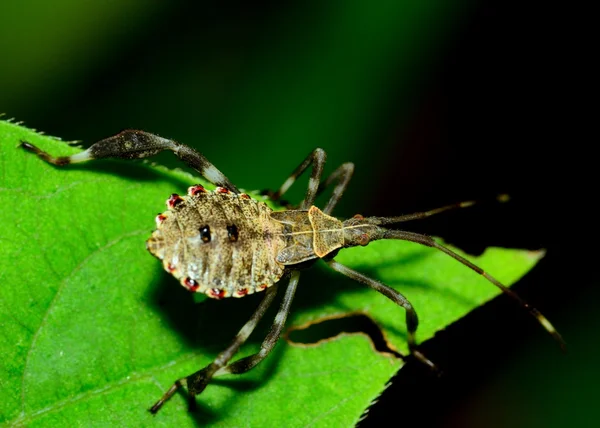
[20,129,239,192]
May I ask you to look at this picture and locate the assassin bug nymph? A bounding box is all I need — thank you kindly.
[20,130,565,414]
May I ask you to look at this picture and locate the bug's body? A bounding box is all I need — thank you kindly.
[20,129,564,415]
[147,183,349,299]
[147,185,286,298]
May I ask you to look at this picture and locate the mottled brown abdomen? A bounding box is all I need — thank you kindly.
[146,185,287,299]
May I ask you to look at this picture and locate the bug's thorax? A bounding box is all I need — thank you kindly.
[146,185,287,299]
[270,207,390,263]
[270,205,344,264]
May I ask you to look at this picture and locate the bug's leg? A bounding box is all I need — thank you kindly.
[325,259,437,370]
[368,194,510,225]
[269,148,326,209]
[149,284,280,414]
[375,229,566,350]
[315,162,354,214]
[20,130,239,192]
[214,271,300,377]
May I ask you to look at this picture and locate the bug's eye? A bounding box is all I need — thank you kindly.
[199,225,211,243]
[227,225,239,242]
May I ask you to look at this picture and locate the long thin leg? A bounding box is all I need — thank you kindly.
[20,130,239,193]
[368,194,510,225]
[317,162,354,215]
[214,270,301,376]
[270,148,326,209]
[380,229,566,350]
[325,259,437,370]
[149,283,280,414]
[269,148,354,214]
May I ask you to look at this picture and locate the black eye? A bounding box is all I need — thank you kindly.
[227,225,239,242]
[200,225,211,243]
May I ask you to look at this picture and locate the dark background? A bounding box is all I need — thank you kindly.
[1,1,594,426]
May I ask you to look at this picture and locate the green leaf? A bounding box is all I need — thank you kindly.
[0,120,542,427]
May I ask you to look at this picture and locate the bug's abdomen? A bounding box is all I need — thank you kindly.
[146,185,286,299]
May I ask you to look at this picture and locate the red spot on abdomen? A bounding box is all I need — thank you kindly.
[155,214,167,227]
[208,288,226,299]
[188,184,207,196]
[183,277,200,292]
[167,194,184,208]
[234,288,249,298]
[215,187,230,194]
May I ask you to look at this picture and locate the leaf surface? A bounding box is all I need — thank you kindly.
[0,120,541,427]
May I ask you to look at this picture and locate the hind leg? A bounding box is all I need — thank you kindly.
[21,130,239,192]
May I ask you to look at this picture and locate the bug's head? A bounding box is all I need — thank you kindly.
[341,214,387,248]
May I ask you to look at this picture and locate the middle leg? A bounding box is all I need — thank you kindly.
[270,148,327,209]
[214,270,301,376]
[149,283,280,414]
[325,259,437,370]
[269,148,355,214]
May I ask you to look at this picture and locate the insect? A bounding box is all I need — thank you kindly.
[20,130,565,414]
